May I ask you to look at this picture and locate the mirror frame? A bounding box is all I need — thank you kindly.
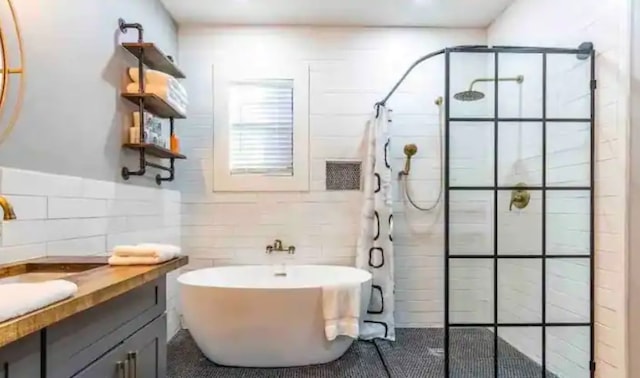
[0,0,24,146]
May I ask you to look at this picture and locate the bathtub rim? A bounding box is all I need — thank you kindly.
[177,264,372,290]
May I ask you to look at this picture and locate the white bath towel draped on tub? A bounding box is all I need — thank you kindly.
[322,284,362,341]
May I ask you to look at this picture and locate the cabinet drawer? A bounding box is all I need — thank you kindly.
[0,334,40,378]
[73,314,166,378]
[47,277,166,378]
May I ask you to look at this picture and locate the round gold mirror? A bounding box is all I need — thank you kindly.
[0,0,24,146]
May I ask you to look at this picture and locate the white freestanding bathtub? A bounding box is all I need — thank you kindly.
[178,265,372,367]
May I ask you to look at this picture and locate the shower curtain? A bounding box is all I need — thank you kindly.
[356,105,395,341]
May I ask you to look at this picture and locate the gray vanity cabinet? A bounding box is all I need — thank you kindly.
[0,334,40,378]
[74,314,166,378]
[0,276,169,378]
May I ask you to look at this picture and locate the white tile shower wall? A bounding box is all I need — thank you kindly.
[177,27,489,327]
[489,0,629,377]
[0,167,183,341]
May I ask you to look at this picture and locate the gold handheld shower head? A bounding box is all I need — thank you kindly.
[400,144,418,177]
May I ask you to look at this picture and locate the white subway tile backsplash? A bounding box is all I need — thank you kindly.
[46,218,109,240]
[0,243,46,264]
[46,236,107,256]
[81,179,116,199]
[3,195,47,220]
[1,168,82,197]
[0,167,181,267]
[48,198,108,219]
[1,220,48,246]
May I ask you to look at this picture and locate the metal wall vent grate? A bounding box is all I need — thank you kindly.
[326,161,361,191]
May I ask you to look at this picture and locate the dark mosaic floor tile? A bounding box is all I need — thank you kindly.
[168,328,557,378]
[168,330,387,378]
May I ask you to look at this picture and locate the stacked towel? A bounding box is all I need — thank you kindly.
[322,285,361,341]
[128,68,188,100]
[108,243,181,266]
[125,82,187,116]
[0,280,78,323]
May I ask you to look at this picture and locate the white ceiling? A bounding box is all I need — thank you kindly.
[161,0,516,28]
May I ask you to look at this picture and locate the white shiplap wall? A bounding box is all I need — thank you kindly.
[176,26,489,327]
[0,167,183,341]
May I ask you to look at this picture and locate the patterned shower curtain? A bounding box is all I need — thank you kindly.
[356,105,395,341]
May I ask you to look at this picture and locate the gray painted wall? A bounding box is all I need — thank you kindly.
[0,0,178,186]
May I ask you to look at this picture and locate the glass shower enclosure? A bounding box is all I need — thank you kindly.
[443,45,595,377]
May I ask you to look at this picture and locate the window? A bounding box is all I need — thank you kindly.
[213,63,309,192]
[229,79,294,176]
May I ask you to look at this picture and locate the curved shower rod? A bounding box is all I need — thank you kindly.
[374,42,594,116]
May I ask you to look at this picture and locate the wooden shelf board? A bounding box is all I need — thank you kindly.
[122,42,186,78]
[123,143,186,160]
[121,92,186,119]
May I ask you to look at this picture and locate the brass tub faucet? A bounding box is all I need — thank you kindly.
[266,239,296,254]
[0,195,16,220]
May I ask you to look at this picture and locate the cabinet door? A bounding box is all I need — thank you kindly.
[72,341,128,378]
[130,314,167,378]
[74,314,166,378]
[0,334,40,378]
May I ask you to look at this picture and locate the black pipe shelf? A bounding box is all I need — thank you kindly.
[123,143,186,160]
[118,18,187,186]
[121,42,186,78]
[121,93,186,119]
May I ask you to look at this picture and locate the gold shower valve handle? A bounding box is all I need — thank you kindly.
[509,183,530,211]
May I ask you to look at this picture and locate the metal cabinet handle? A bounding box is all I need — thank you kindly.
[116,360,127,378]
[127,351,138,378]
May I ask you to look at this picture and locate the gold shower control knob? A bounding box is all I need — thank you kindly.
[509,182,530,211]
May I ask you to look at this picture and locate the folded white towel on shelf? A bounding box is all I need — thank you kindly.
[125,82,187,115]
[109,243,181,266]
[322,284,361,341]
[0,280,78,323]
[128,68,188,100]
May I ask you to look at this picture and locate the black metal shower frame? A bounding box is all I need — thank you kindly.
[376,42,595,378]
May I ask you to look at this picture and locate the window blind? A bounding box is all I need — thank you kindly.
[229,79,294,176]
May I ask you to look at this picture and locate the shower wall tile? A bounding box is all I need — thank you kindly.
[177,26,487,328]
[489,0,627,377]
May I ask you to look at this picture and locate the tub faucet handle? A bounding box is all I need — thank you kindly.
[266,245,273,254]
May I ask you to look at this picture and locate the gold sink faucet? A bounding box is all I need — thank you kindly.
[0,195,16,220]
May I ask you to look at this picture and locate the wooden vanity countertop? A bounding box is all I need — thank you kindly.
[0,255,188,348]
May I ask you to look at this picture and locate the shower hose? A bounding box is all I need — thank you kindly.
[401,97,443,212]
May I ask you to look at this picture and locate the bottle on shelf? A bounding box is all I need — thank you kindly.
[170,134,180,153]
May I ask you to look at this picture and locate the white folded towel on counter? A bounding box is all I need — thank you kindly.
[0,280,78,323]
[322,284,361,341]
[108,243,181,266]
[108,255,173,266]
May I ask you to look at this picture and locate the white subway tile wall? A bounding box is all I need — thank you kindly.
[176,27,491,327]
[489,0,627,377]
[0,167,183,341]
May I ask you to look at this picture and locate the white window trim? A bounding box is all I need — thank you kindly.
[212,62,310,192]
